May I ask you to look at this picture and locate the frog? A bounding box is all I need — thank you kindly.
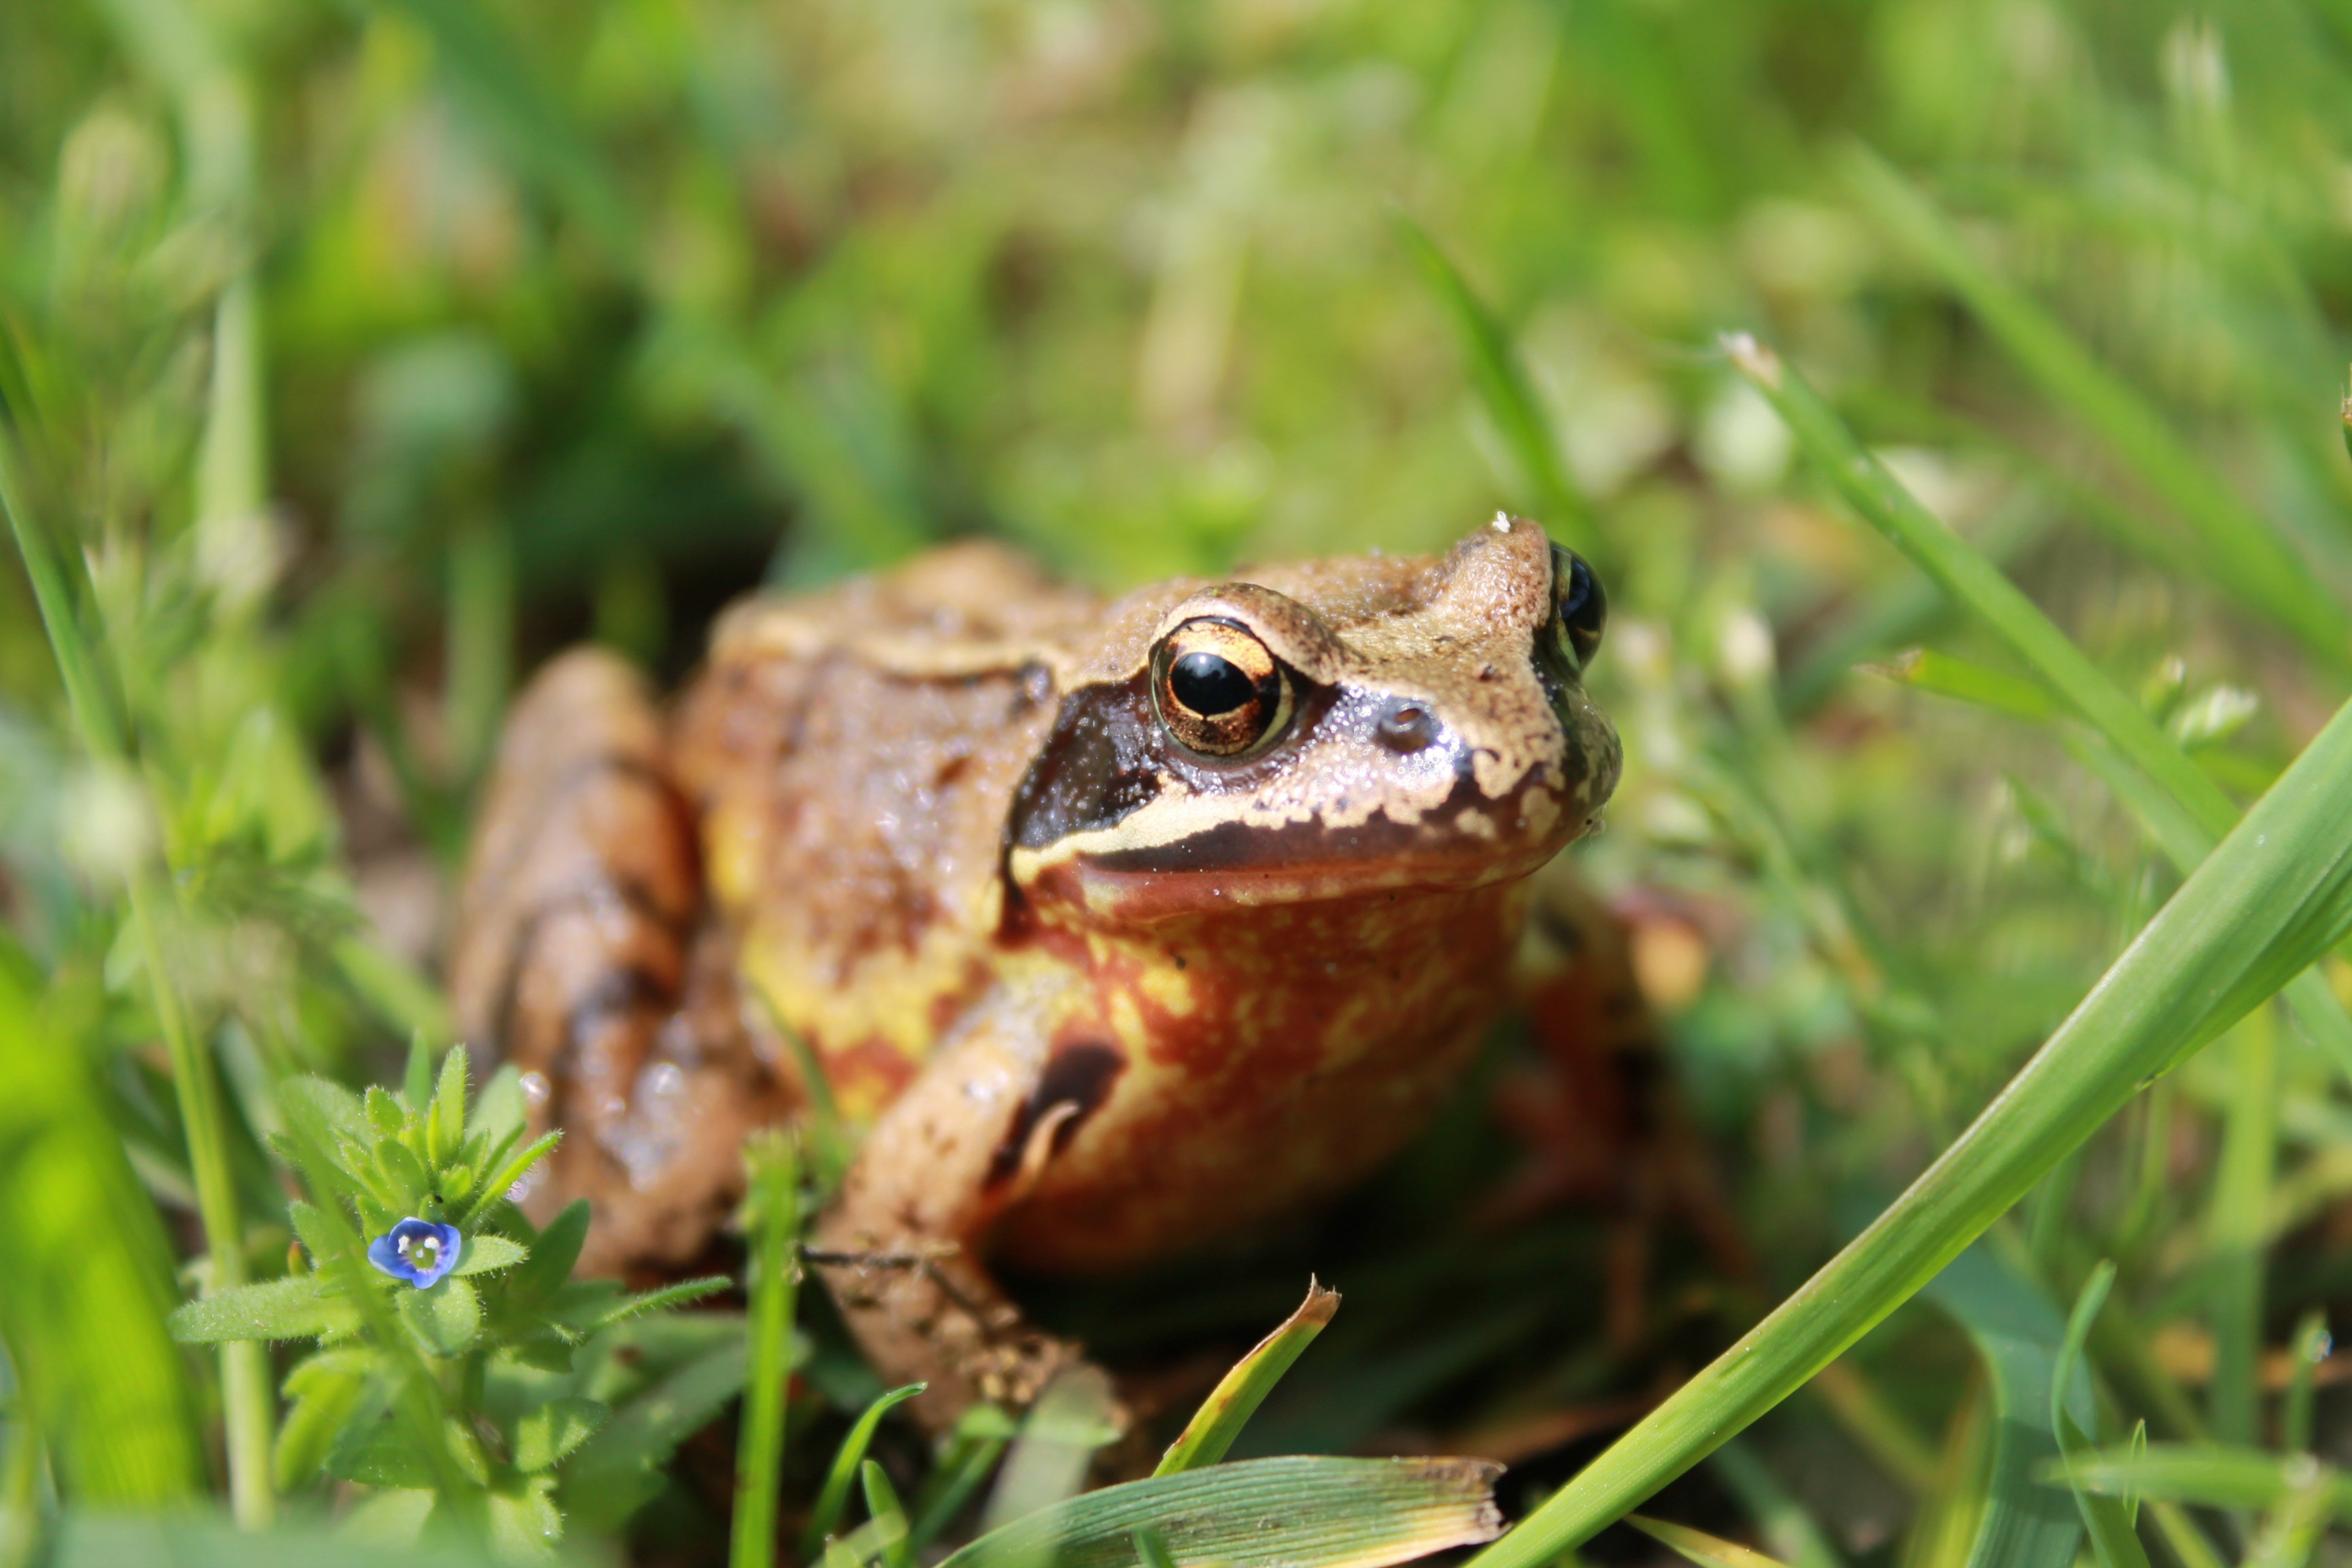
[449,514,1621,1430]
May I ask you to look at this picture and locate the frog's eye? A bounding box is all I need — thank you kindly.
[1151,617,1295,758]
[1549,545,1607,670]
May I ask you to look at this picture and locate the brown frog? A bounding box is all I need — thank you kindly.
[450,515,1621,1427]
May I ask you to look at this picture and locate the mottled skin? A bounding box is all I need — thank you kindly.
[451,517,1620,1427]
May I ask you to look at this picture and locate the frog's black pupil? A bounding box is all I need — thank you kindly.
[1170,651,1254,715]
[1560,557,1592,619]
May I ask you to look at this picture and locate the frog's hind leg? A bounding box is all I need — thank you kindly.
[450,647,789,1276]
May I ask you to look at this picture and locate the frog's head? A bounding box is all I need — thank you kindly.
[1005,515,1620,925]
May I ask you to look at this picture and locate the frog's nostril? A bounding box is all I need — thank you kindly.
[1376,701,1438,753]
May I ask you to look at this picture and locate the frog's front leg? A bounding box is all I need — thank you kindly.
[813,1014,1108,1431]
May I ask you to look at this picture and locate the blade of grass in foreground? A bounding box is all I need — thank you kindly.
[1156,1278,1339,1474]
[1725,334,2352,1090]
[0,955,203,1507]
[1842,145,2352,673]
[941,1456,1501,1568]
[1464,682,2352,1562]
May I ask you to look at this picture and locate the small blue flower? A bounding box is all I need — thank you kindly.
[368,1217,463,1289]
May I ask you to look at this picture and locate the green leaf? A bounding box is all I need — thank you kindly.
[429,1044,469,1168]
[549,1273,729,1336]
[514,1396,607,1473]
[453,1233,528,1277]
[362,1085,405,1142]
[1462,676,2352,1561]
[402,1031,434,1113]
[487,1474,564,1563]
[938,1455,1503,1568]
[278,1077,371,1180]
[398,1277,481,1357]
[801,1383,927,1559]
[374,1134,433,1212]
[561,1335,750,1536]
[1157,1278,1338,1474]
[1626,1516,1793,1568]
[168,1276,358,1344]
[1916,1242,2087,1568]
[507,1204,584,1300]
[327,1421,437,1490]
[464,1130,562,1225]
[273,1348,376,1490]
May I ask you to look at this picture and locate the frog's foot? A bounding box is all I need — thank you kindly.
[812,1226,1091,1427]
[450,648,792,1275]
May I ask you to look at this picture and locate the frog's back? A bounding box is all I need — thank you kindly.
[673,541,1101,1116]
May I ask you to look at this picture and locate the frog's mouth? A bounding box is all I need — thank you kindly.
[1006,753,1608,925]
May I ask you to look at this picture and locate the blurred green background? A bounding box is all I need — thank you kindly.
[12,0,2352,1562]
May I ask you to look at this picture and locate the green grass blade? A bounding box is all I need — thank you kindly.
[1841,146,2352,671]
[941,1455,1503,1568]
[1707,1440,1844,1568]
[1156,1278,1339,1474]
[798,1382,926,1561]
[734,1133,801,1568]
[861,1460,914,1568]
[0,957,203,1506]
[2045,1444,2352,1516]
[1729,335,2352,1087]
[1396,216,1597,559]
[2051,1264,2153,1568]
[1869,649,2057,721]
[1627,1515,1793,1568]
[1460,685,2352,1564]
[1917,1242,2086,1568]
[2204,1008,2278,1447]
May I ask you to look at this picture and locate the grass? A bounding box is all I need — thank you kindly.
[13,1,2352,1566]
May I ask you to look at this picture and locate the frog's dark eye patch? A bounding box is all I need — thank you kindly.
[1151,617,1295,758]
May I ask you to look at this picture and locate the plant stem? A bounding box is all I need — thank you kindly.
[733,1133,801,1568]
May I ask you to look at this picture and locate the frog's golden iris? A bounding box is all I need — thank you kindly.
[1148,616,1295,758]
